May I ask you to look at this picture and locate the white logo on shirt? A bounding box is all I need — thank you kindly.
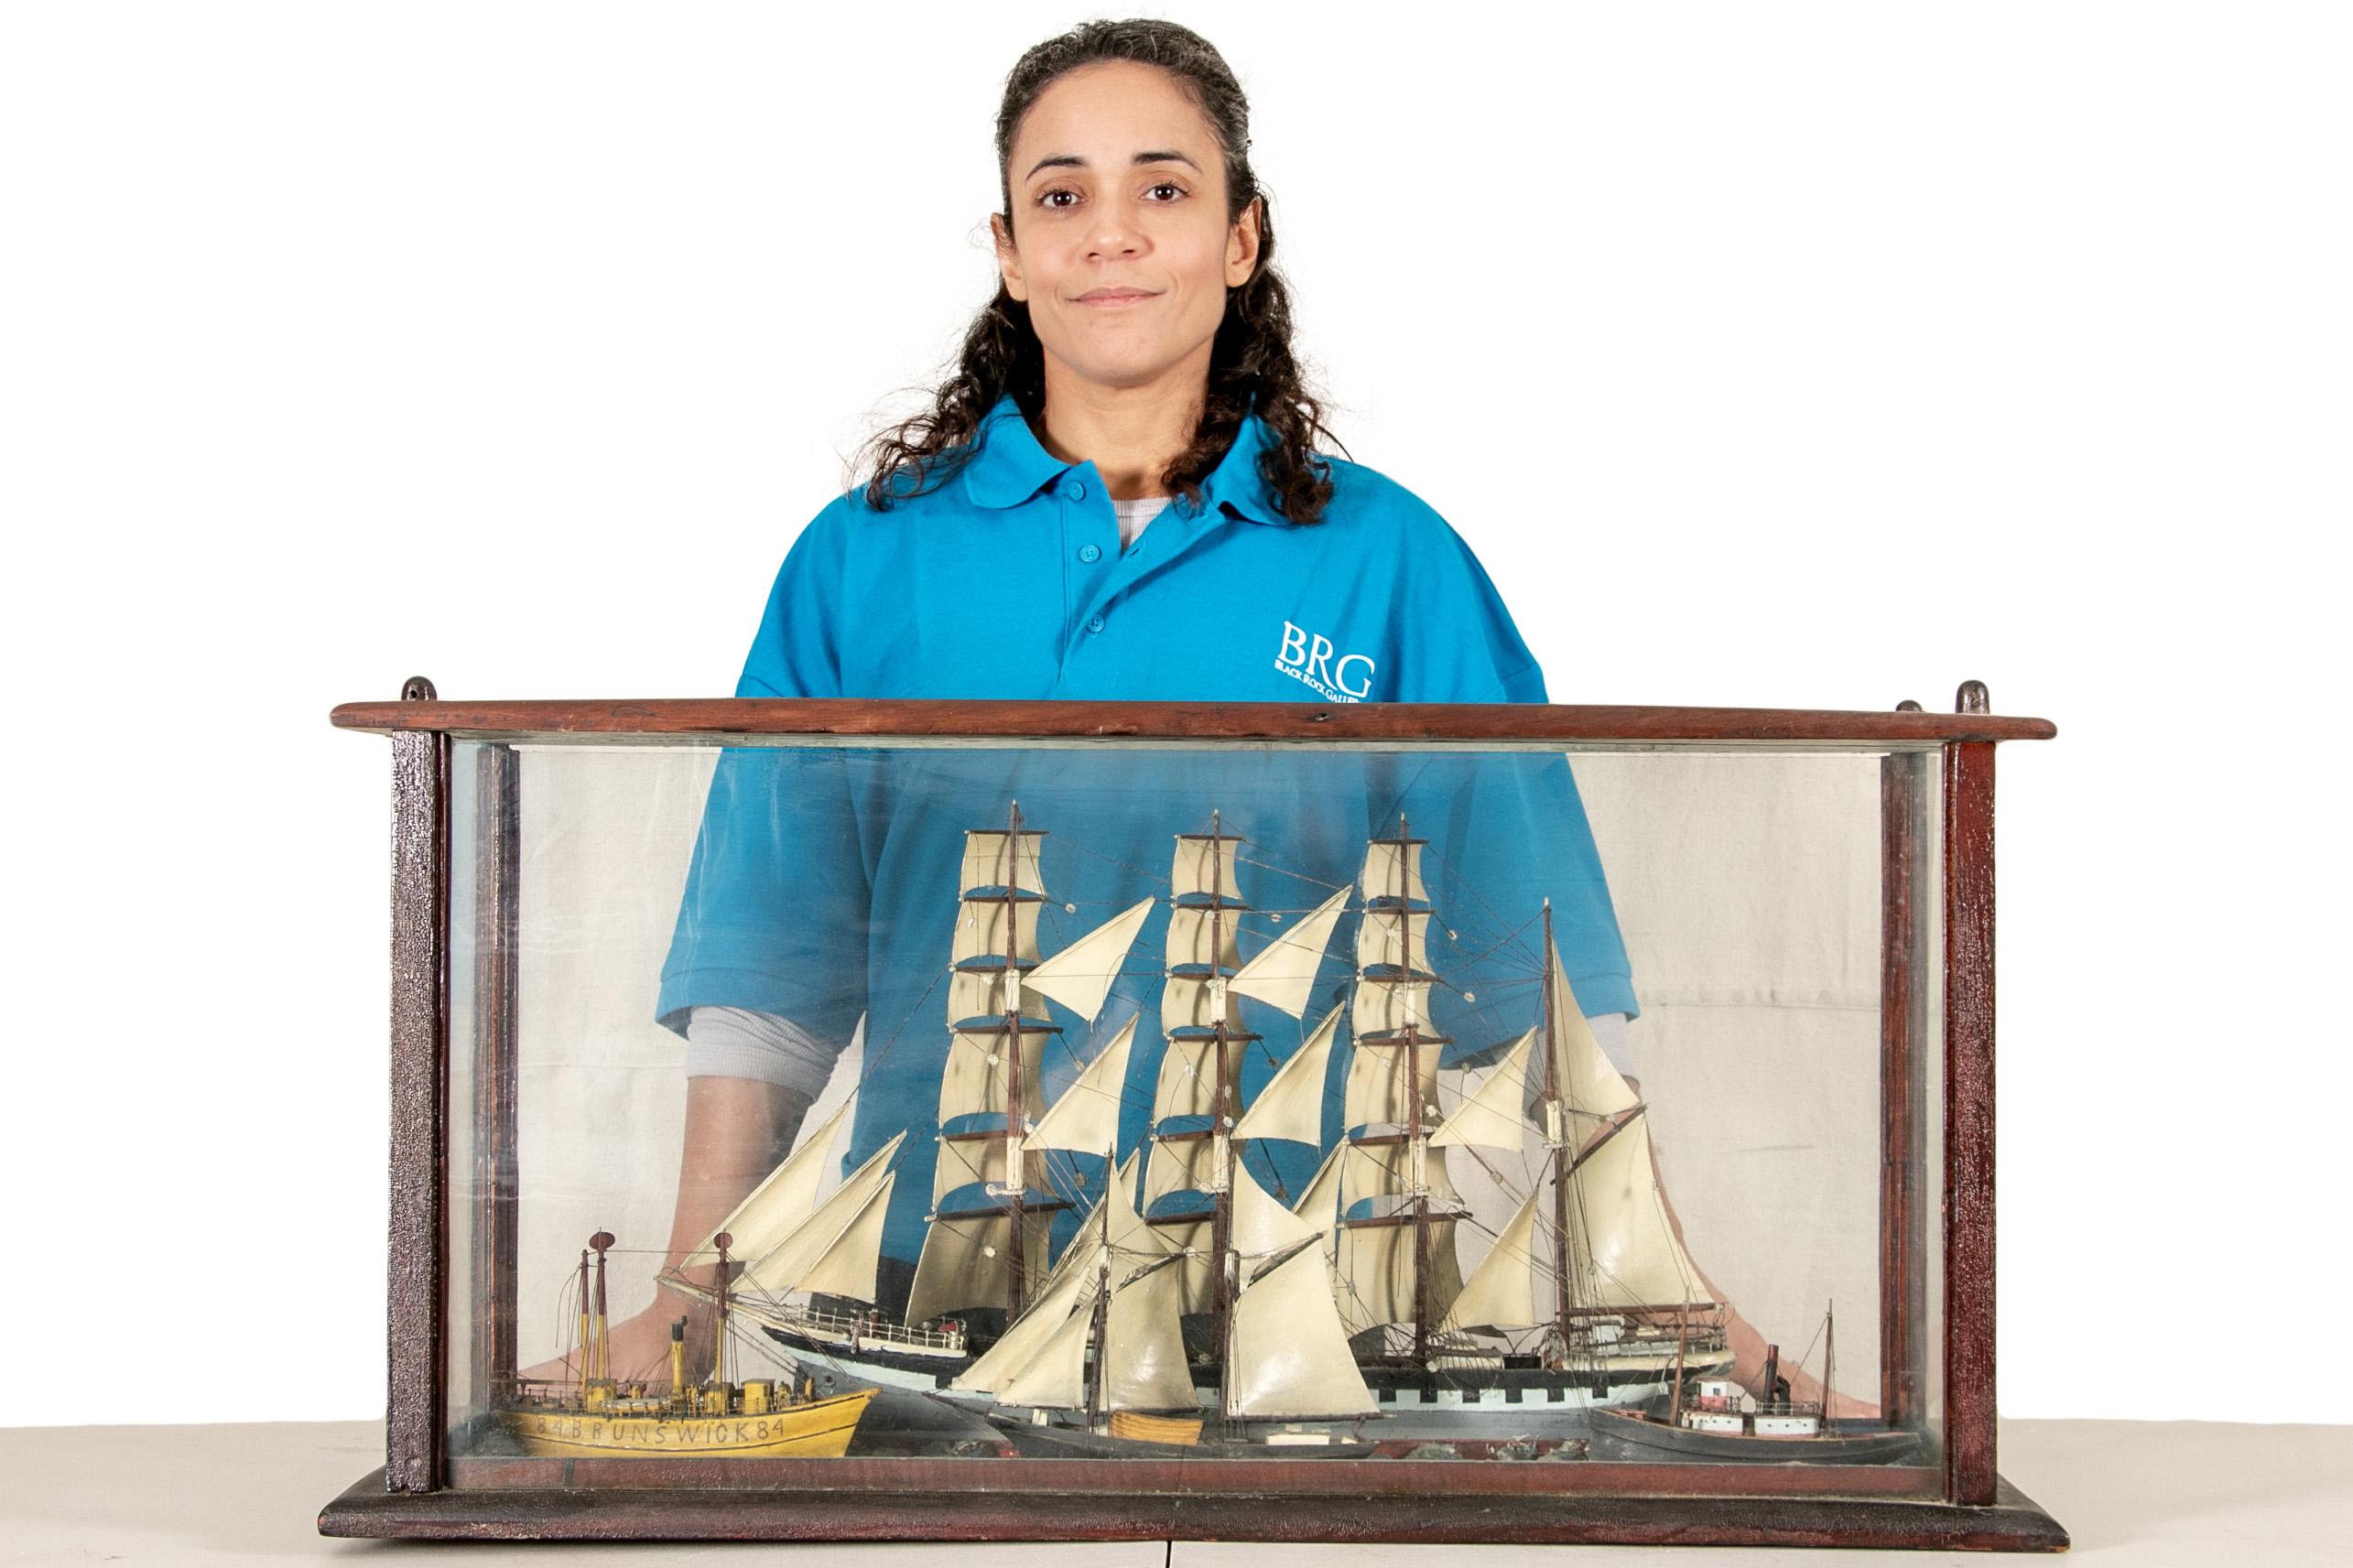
[1274,621,1376,702]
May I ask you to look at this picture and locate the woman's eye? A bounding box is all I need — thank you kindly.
[1035,181,1184,210]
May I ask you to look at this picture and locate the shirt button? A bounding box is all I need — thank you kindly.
[1063,480,1087,503]
[1087,615,1106,633]
[1078,543,1101,564]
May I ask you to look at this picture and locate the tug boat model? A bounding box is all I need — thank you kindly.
[665,801,1735,1449]
[1586,1305,1922,1465]
[495,1230,878,1459]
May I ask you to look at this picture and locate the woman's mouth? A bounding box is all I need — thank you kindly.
[1076,288,1158,307]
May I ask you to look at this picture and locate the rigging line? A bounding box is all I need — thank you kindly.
[1408,826,1548,939]
[548,1275,583,1385]
[1449,1135,1534,1217]
[1230,849,1350,895]
[1051,835,1176,891]
[1424,895,1549,979]
[851,958,957,1088]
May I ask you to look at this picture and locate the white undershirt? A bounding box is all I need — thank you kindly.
[1114,493,1171,548]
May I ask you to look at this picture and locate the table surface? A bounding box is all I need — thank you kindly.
[1,1418,2345,1563]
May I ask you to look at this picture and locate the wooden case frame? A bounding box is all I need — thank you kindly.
[318,682,2065,1550]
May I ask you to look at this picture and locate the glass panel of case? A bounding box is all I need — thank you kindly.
[442,735,1945,1486]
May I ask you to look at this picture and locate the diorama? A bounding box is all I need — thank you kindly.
[319,683,2064,1549]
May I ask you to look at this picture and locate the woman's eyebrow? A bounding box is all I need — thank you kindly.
[1025,150,1202,181]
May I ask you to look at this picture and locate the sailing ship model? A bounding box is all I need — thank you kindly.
[659,799,1735,1450]
[495,1230,878,1458]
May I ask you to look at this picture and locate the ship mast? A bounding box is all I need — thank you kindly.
[1329,820,1458,1360]
[573,1245,591,1386]
[1085,1154,1113,1429]
[1824,1301,1837,1427]
[710,1231,732,1386]
[1397,812,1432,1367]
[1000,800,1031,1315]
[1541,900,1573,1363]
[1208,807,1236,1414]
[590,1229,613,1383]
[1141,812,1258,1408]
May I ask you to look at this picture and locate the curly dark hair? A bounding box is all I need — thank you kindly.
[852,17,1341,524]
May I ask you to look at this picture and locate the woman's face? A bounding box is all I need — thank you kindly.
[993,61,1262,396]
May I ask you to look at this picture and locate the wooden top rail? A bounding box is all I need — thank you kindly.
[331,690,2056,747]
[330,696,2056,746]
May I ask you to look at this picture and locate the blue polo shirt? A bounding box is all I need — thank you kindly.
[658,395,1634,1266]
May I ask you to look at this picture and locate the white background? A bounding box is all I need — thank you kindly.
[2,2,2344,1429]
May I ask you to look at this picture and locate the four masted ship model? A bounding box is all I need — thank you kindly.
[630,800,1750,1455]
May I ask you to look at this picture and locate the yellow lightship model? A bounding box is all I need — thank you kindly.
[495,1230,880,1459]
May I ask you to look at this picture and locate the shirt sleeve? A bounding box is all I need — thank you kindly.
[655,503,874,1046]
[1379,506,1638,1025]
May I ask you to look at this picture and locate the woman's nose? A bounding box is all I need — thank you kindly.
[1088,205,1144,258]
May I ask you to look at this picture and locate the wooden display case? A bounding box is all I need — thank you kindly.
[318,680,2063,1550]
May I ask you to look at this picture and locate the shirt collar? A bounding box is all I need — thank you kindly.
[959,393,1292,525]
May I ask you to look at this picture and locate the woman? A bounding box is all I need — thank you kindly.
[592,18,1659,1390]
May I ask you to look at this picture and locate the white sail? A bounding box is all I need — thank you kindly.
[932,1135,1043,1206]
[1337,1140,1463,1219]
[1292,1143,1346,1227]
[681,1098,854,1267]
[938,1026,1047,1126]
[989,1284,1096,1411]
[1334,1217,1464,1336]
[1551,942,1638,1123]
[1022,898,1153,1023]
[960,829,1047,899]
[1351,977,1440,1043]
[1166,904,1242,973]
[1437,1184,1542,1332]
[1354,907,1434,974]
[1154,1216,1215,1315]
[950,1255,1090,1396]
[905,1208,1052,1326]
[1429,1028,1536,1151]
[1015,1153,1164,1316]
[1099,1152,1164,1259]
[1231,1005,1343,1146]
[948,968,1050,1026]
[1228,886,1350,1017]
[1142,1132,1220,1211]
[787,1173,897,1303]
[1160,974,1243,1036]
[735,1132,905,1297]
[1360,839,1427,905]
[952,896,1040,967]
[1172,834,1243,900]
[1567,1114,1705,1311]
[1151,1031,1244,1122]
[1230,1162,1318,1281]
[1226,1244,1379,1419]
[1342,1037,1439,1131]
[1024,1015,1139,1156]
[1103,1259,1197,1411]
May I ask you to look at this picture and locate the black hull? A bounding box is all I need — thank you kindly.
[1587,1404,1925,1465]
[758,1322,974,1389]
[983,1412,1378,1460]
